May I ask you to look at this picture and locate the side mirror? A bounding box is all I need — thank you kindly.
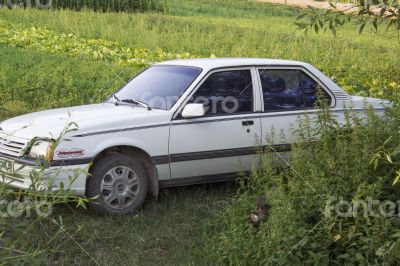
[181,103,205,119]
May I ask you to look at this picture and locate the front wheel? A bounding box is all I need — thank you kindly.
[86,153,149,215]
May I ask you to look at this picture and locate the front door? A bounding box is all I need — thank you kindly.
[168,68,262,183]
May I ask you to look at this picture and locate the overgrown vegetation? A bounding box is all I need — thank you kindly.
[297,0,400,36]
[203,99,400,264]
[0,18,194,66]
[0,0,399,264]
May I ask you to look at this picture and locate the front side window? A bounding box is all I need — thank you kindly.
[189,70,253,116]
[259,69,332,111]
[114,65,202,110]
[301,72,332,108]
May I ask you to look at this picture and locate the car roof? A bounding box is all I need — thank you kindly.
[155,58,309,70]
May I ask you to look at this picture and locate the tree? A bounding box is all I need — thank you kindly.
[296,0,399,36]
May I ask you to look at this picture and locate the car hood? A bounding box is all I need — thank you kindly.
[0,103,168,140]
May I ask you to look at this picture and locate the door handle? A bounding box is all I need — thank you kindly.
[242,120,254,126]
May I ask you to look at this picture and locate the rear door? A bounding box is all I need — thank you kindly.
[257,67,334,152]
[167,67,262,183]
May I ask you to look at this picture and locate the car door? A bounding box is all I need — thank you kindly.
[167,67,262,183]
[257,67,334,153]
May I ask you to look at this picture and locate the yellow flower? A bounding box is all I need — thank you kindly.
[388,82,398,90]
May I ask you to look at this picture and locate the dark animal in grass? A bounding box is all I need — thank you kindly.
[249,195,270,227]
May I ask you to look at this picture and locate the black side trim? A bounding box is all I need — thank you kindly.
[169,146,260,163]
[261,144,292,152]
[152,155,170,165]
[0,152,37,166]
[159,172,249,188]
[50,158,93,167]
[0,152,92,167]
[171,115,260,126]
[152,144,292,165]
[72,123,170,137]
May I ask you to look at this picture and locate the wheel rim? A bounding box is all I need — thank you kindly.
[100,166,140,210]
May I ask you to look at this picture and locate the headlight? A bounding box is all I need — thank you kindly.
[29,141,54,161]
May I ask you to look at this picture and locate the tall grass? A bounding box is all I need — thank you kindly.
[0,45,138,119]
[0,0,399,264]
[0,6,398,97]
[203,102,400,264]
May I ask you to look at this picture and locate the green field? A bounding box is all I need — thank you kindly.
[0,0,399,264]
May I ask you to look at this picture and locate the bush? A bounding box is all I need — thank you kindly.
[0,122,89,264]
[0,0,169,13]
[203,101,400,264]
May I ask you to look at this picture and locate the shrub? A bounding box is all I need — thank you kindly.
[203,101,400,264]
[0,121,89,264]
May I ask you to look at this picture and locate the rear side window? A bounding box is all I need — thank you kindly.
[259,69,331,111]
[301,72,332,108]
[190,70,253,116]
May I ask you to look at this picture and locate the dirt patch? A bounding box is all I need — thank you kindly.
[257,0,390,15]
[257,0,359,13]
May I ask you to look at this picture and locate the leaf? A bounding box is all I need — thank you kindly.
[380,8,387,17]
[337,253,350,259]
[330,24,337,37]
[333,234,341,242]
[358,23,366,34]
[386,154,393,164]
[319,19,324,29]
[372,19,378,32]
[314,23,319,34]
[392,170,400,185]
[296,13,308,20]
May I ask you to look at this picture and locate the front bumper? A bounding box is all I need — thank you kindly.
[0,156,88,196]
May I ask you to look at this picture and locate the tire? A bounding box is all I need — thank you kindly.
[86,153,149,215]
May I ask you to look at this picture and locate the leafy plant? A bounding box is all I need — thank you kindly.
[0,18,195,67]
[202,102,400,264]
[296,0,400,36]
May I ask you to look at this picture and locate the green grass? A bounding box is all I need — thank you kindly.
[3,183,236,265]
[0,0,399,264]
[0,45,138,119]
[0,1,398,96]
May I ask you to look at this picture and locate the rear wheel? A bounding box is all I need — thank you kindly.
[86,153,149,215]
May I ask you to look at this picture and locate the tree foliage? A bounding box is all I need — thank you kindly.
[296,0,399,36]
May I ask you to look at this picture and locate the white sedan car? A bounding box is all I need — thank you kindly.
[0,58,386,214]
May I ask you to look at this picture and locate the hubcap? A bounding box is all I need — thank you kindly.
[100,166,140,209]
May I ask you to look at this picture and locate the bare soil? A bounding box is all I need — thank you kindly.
[257,0,361,13]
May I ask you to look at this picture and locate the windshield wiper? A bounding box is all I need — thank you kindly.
[121,99,152,110]
[112,94,121,106]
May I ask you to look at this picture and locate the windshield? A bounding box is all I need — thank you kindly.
[112,65,202,110]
